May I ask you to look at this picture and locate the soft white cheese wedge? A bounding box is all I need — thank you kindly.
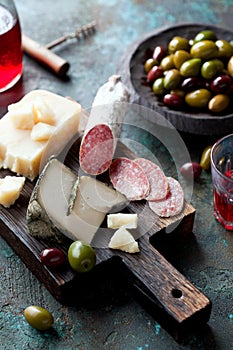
[107,213,138,229]
[27,158,127,244]
[0,90,81,180]
[0,176,25,208]
[108,227,139,253]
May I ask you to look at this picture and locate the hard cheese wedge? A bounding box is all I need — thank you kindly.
[27,158,127,244]
[0,90,81,180]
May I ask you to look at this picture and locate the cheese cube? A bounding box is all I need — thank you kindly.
[9,105,34,130]
[0,176,25,208]
[31,122,56,141]
[32,97,55,125]
[107,213,138,229]
[0,90,81,180]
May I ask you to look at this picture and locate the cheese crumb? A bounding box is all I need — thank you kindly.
[108,226,139,253]
[0,176,25,208]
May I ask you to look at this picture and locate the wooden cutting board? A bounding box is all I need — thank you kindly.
[0,138,211,341]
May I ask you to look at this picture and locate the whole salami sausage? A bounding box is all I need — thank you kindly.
[109,157,150,201]
[148,177,184,217]
[134,158,168,200]
[79,75,130,175]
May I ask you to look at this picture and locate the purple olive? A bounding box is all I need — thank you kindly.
[152,45,167,62]
[181,77,202,91]
[147,66,164,83]
[210,74,233,94]
[40,248,66,267]
[163,93,184,109]
[180,162,202,180]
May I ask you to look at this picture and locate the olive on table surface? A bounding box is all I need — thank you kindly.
[68,240,96,273]
[180,162,202,180]
[40,248,66,267]
[208,94,230,113]
[180,58,202,77]
[163,69,181,90]
[216,39,233,58]
[168,36,190,53]
[210,74,233,94]
[200,145,212,170]
[190,40,218,60]
[201,58,224,79]
[163,93,184,109]
[185,88,212,108]
[160,54,175,70]
[24,306,54,331]
[147,65,164,83]
[152,45,167,62]
[193,30,217,43]
[152,77,165,95]
[144,58,158,73]
[173,49,192,69]
[181,76,202,91]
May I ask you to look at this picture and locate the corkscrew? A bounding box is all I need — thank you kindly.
[22,21,97,77]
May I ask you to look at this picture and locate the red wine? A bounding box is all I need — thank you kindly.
[213,169,233,230]
[0,5,23,92]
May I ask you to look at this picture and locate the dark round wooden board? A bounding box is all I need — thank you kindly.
[117,23,233,136]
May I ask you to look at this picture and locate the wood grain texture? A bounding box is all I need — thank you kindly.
[117,23,233,136]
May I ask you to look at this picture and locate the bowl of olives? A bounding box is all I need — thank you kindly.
[127,23,233,135]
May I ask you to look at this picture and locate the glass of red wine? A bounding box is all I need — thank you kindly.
[0,0,23,92]
[211,134,233,230]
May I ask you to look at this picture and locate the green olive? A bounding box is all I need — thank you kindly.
[201,58,224,79]
[200,145,212,170]
[180,58,202,77]
[163,69,181,89]
[216,39,233,58]
[173,50,192,69]
[208,94,230,113]
[228,55,233,77]
[168,36,190,53]
[144,58,158,73]
[193,30,217,43]
[24,306,53,331]
[68,241,96,273]
[152,77,165,95]
[160,54,175,70]
[190,40,218,60]
[185,89,212,108]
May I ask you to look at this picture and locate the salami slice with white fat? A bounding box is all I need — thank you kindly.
[109,157,150,201]
[79,75,129,175]
[134,158,168,200]
[148,177,184,217]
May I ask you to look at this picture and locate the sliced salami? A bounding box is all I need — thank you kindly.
[109,157,150,201]
[148,177,184,217]
[79,75,129,175]
[134,158,168,200]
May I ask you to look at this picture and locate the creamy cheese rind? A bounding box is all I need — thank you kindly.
[27,158,127,244]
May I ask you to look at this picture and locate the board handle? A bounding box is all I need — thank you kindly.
[119,234,211,338]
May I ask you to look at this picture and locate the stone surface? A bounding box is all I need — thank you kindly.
[1,0,233,349]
